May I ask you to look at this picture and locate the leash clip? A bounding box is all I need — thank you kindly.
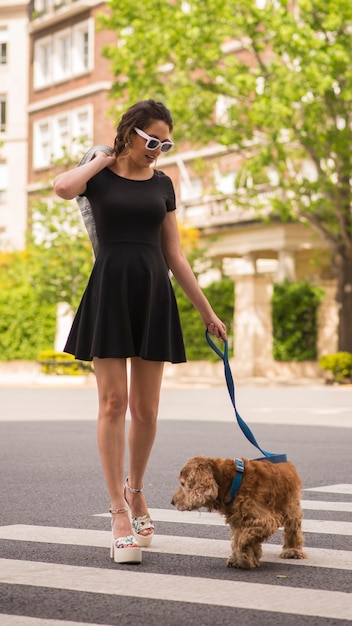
[235,458,244,473]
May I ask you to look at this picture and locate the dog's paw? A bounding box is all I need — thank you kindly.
[280,548,307,560]
[227,555,239,568]
[227,554,259,569]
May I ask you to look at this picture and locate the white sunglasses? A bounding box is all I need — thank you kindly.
[134,127,174,153]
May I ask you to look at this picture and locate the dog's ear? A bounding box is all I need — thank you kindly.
[188,462,219,508]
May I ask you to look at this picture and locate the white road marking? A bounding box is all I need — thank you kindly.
[95,508,352,535]
[157,402,352,427]
[305,484,352,495]
[0,618,109,626]
[301,499,352,512]
[302,519,352,535]
[0,559,351,620]
[0,525,351,570]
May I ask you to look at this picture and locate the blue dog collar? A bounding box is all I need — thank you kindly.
[225,458,244,505]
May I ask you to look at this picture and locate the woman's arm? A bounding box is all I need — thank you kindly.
[161,211,227,340]
[53,151,116,200]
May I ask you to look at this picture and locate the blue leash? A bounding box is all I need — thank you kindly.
[205,331,287,465]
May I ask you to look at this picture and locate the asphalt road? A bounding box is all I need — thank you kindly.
[0,384,351,626]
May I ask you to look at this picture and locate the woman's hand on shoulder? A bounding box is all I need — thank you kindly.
[53,150,117,199]
[94,150,117,168]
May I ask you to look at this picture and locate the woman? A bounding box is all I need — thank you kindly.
[54,99,227,564]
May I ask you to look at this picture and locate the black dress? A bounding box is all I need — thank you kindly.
[64,168,186,363]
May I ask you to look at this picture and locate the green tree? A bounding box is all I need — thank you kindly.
[0,282,56,360]
[99,0,352,351]
[0,197,93,359]
[26,197,93,310]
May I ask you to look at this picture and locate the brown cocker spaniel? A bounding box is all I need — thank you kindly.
[171,455,307,569]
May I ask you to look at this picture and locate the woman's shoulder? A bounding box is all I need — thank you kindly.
[153,169,176,210]
[153,169,174,185]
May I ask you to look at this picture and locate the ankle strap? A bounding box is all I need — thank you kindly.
[125,477,144,493]
[109,507,128,514]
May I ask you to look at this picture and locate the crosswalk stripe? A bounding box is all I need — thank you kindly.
[0,525,351,570]
[302,519,352,535]
[95,508,352,535]
[305,484,352,494]
[301,499,352,512]
[0,558,351,620]
[0,617,104,626]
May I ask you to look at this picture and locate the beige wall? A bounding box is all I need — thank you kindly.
[232,273,337,379]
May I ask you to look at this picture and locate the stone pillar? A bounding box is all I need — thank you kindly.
[277,250,296,281]
[233,274,274,377]
[317,280,339,357]
[55,302,73,353]
[242,253,257,275]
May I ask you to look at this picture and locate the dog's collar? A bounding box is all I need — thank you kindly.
[225,458,244,505]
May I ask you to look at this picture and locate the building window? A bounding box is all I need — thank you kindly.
[71,107,92,156]
[34,37,52,88]
[0,95,6,133]
[33,105,93,170]
[53,28,71,82]
[34,0,53,12]
[33,19,93,89]
[214,166,237,194]
[180,177,202,201]
[0,42,7,65]
[0,163,8,203]
[0,27,8,65]
[72,21,93,75]
[34,0,74,13]
[52,114,70,159]
[33,119,51,169]
[215,95,237,126]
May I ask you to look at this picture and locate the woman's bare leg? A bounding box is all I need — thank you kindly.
[127,358,164,527]
[93,357,132,539]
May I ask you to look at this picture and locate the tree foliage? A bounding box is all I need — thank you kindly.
[0,197,94,360]
[0,192,224,360]
[0,282,56,360]
[99,0,352,350]
[26,197,94,309]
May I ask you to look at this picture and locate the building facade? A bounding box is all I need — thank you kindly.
[0,0,29,250]
[28,0,115,192]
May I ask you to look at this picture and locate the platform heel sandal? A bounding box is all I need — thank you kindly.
[124,479,155,548]
[109,507,142,564]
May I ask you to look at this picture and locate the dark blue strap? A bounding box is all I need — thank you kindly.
[206,331,287,463]
[225,458,245,504]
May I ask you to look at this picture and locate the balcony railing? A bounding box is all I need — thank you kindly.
[30,0,102,28]
[179,188,274,229]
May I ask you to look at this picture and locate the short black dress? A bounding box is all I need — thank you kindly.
[64,168,186,363]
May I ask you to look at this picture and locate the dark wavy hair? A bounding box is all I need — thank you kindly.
[113,100,173,155]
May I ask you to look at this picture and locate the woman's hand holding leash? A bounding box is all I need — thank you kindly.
[206,319,227,341]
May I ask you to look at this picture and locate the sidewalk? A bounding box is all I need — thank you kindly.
[0,360,327,388]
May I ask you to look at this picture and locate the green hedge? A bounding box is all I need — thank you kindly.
[37,350,93,375]
[319,352,352,383]
[0,274,234,363]
[272,280,324,362]
[0,284,56,360]
[173,276,234,361]
[0,273,325,365]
